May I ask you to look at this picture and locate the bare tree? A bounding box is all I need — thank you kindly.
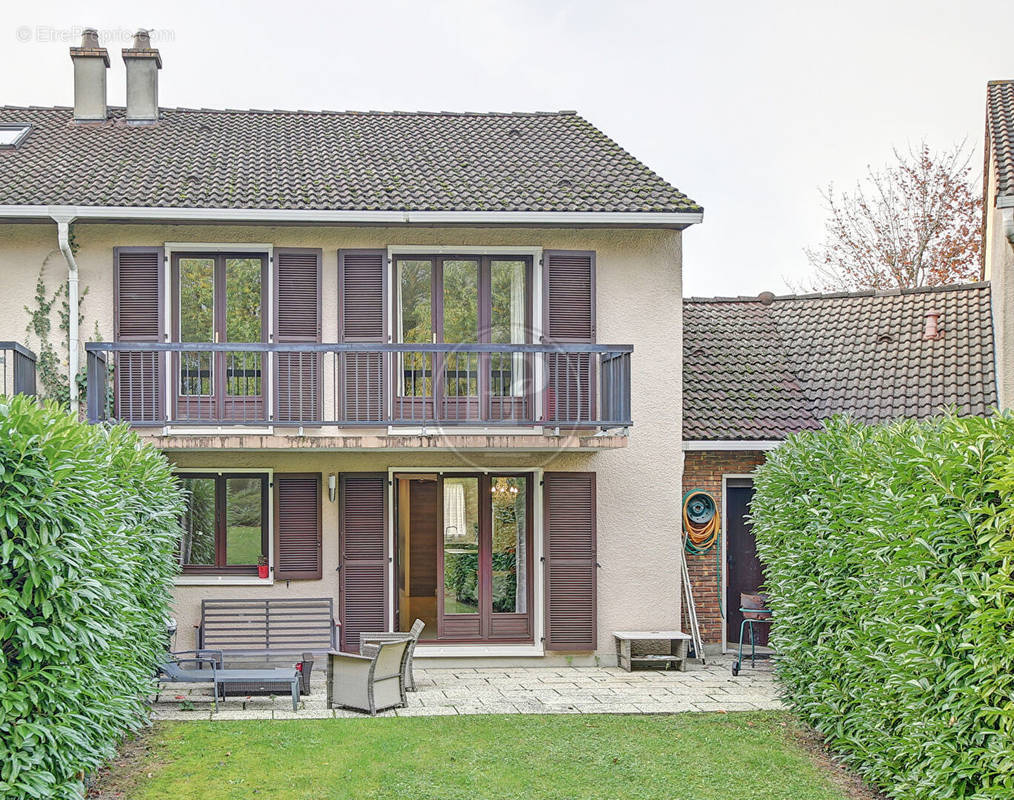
[805,142,982,291]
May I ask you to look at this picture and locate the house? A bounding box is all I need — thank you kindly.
[681,283,997,650]
[983,79,1014,408]
[0,30,701,665]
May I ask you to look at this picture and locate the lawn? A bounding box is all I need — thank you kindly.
[91,712,863,800]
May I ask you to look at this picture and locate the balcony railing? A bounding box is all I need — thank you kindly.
[85,342,632,430]
[0,342,37,398]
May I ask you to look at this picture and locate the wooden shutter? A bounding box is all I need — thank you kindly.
[114,246,164,423]
[274,248,322,423]
[542,250,595,424]
[339,473,388,651]
[543,472,597,651]
[338,250,386,423]
[274,473,322,580]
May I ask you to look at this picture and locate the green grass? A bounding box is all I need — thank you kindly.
[225,525,262,565]
[95,713,856,800]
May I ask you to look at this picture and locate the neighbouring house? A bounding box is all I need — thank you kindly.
[0,31,701,666]
[682,283,997,650]
[983,79,1014,408]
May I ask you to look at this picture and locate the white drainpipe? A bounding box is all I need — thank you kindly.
[54,217,80,414]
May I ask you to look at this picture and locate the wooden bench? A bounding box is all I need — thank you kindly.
[195,598,338,695]
[197,597,338,655]
[613,630,692,672]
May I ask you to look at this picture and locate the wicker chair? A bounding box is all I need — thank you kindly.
[327,637,412,715]
[360,619,425,691]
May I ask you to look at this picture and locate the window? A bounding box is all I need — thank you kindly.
[394,255,532,419]
[178,473,268,573]
[0,124,31,149]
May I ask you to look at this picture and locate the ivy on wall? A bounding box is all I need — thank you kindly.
[23,228,92,405]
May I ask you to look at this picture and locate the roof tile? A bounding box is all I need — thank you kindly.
[0,106,700,214]
[683,283,997,441]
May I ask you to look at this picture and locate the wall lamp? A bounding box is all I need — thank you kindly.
[328,473,336,503]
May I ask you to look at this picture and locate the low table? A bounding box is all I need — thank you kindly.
[613,630,692,672]
[214,669,301,711]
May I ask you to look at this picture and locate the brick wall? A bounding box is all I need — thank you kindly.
[681,449,768,645]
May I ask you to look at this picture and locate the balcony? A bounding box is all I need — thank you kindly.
[85,342,632,448]
[0,342,37,398]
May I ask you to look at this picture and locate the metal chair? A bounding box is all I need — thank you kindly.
[731,593,773,676]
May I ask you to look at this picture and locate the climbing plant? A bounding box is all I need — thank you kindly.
[23,244,89,406]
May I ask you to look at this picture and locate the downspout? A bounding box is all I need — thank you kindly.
[54,217,80,415]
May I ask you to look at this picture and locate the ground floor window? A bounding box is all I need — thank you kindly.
[178,472,269,574]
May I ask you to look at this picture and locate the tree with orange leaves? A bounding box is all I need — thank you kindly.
[806,142,982,290]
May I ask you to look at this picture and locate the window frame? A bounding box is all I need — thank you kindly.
[177,470,271,575]
[0,123,31,149]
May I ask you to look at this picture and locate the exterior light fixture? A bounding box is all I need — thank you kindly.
[328,473,336,503]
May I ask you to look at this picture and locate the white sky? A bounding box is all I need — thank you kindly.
[2,0,1010,296]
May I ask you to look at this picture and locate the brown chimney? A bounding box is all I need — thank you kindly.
[923,310,941,340]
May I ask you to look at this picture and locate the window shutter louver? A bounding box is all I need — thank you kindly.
[542,250,596,424]
[274,474,322,580]
[339,473,388,651]
[114,246,164,423]
[274,249,322,423]
[543,472,597,651]
[338,250,387,422]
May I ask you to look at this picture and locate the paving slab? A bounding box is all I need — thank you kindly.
[152,653,781,721]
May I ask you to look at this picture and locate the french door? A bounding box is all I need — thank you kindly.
[394,255,532,423]
[396,472,533,642]
[172,253,268,422]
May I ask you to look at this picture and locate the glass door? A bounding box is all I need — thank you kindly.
[434,473,533,641]
[394,256,530,424]
[174,253,267,422]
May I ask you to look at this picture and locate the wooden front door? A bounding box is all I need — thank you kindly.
[726,479,768,647]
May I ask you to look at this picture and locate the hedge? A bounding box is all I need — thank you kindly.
[0,396,182,799]
[752,415,1014,799]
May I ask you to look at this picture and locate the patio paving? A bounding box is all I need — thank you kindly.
[152,654,782,721]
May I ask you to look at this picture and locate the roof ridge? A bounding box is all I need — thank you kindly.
[684,281,991,305]
[0,104,580,117]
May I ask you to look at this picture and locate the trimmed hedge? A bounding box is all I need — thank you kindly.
[0,396,182,799]
[752,415,1014,799]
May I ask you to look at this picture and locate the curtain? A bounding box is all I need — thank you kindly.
[443,481,466,540]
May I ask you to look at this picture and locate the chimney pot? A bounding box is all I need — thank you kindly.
[69,28,110,122]
[122,29,162,124]
[923,310,941,340]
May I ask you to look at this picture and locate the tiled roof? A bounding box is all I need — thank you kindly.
[683,282,997,441]
[986,81,1014,199]
[0,106,700,214]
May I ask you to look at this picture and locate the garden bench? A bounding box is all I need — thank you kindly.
[195,597,338,693]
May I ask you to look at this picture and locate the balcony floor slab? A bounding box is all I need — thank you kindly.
[140,431,629,452]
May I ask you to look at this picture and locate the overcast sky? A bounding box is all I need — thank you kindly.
[3,0,1009,296]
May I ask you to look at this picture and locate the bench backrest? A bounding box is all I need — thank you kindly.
[200,597,336,653]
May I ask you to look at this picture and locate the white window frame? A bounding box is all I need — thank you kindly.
[385,466,545,657]
[173,466,275,586]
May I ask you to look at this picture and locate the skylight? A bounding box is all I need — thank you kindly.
[0,124,31,149]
